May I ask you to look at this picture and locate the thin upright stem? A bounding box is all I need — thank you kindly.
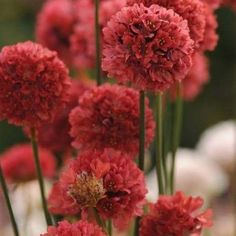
[30,128,53,226]
[170,82,183,194]
[107,219,112,236]
[0,165,19,236]
[155,92,165,195]
[93,208,106,231]
[95,0,101,86]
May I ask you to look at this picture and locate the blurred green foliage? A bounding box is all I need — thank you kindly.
[0,0,235,152]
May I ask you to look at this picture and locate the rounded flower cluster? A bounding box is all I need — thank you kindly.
[48,149,147,229]
[0,41,71,128]
[41,220,106,236]
[36,79,93,153]
[36,0,76,65]
[69,84,155,155]
[140,191,213,236]
[102,4,194,91]
[170,52,209,101]
[127,0,206,49]
[0,144,56,183]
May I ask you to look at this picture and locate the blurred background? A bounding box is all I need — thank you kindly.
[0,0,235,235]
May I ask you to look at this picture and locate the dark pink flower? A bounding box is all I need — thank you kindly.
[36,0,76,65]
[140,192,213,236]
[170,53,210,101]
[69,84,155,156]
[0,144,56,183]
[201,0,222,9]
[0,41,71,128]
[48,149,147,229]
[41,220,106,236]
[102,4,194,91]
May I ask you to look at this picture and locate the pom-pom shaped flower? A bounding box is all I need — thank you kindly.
[140,191,213,236]
[69,84,155,155]
[126,0,206,49]
[36,79,93,153]
[41,220,106,236]
[48,149,147,229]
[102,4,194,91]
[36,0,76,65]
[170,52,209,101]
[0,41,71,128]
[0,144,56,183]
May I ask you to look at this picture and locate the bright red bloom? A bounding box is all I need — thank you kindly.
[36,0,76,65]
[140,192,213,236]
[102,4,194,91]
[48,149,147,229]
[0,144,56,183]
[41,220,106,236]
[170,53,210,101]
[69,84,155,155]
[0,41,71,128]
[127,0,206,49]
[36,79,92,153]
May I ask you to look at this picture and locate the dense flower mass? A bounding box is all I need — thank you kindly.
[41,220,106,236]
[0,144,56,183]
[36,79,92,153]
[48,149,147,229]
[36,0,76,65]
[202,0,222,9]
[0,41,71,128]
[170,52,209,101]
[140,191,213,236]
[102,4,194,91]
[69,84,155,155]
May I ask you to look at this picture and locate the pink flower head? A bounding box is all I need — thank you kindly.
[0,144,56,183]
[170,52,210,101]
[127,0,206,49]
[36,79,93,153]
[36,0,76,65]
[41,220,106,236]
[140,191,213,236]
[48,149,147,229]
[201,0,222,9]
[0,41,71,128]
[70,0,126,69]
[69,84,155,156]
[102,4,194,91]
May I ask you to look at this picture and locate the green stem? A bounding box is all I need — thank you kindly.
[134,90,145,236]
[107,219,112,236]
[95,0,101,86]
[0,165,19,236]
[93,208,106,231]
[170,82,183,194]
[155,93,165,195]
[30,128,53,226]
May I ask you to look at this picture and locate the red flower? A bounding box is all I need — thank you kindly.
[127,0,206,49]
[36,0,76,65]
[0,144,56,183]
[140,191,213,236]
[36,79,93,153]
[48,149,147,229]
[102,4,194,91]
[223,0,236,11]
[41,220,106,236]
[0,41,71,128]
[170,53,209,101]
[201,0,221,9]
[69,84,155,156]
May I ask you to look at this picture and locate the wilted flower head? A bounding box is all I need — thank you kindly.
[102,4,194,91]
[140,191,213,236]
[69,84,155,155]
[0,41,71,128]
[48,149,147,229]
[0,144,56,183]
[41,220,106,236]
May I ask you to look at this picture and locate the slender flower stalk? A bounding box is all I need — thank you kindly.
[155,93,165,195]
[107,219,112,236]
[30,128,53,226]
[0,165,19,236]
[95,0,101,85]
[170,82,183,194]
[93,208,106,232]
